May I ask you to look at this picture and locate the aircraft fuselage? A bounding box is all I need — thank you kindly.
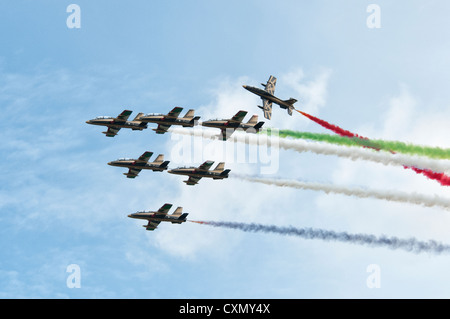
[201,120,257,131]
[127,212,185,223]
[107,160,167,171]
[242,85,292,110]
[85,118,147,130]
[139,115,197,127]
[168,168,228,179]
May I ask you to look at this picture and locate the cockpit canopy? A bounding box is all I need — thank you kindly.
[142,113,161,117]
[94,116,113,119]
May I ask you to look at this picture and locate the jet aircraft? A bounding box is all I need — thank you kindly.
[85,110,147,137]
[168,160,230,185]
[128,203,188,231]
[108,151,170,178]
[201,110,265,140]
[243,75,297,120]
[139,107,200,134]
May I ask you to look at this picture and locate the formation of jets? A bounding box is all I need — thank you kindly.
[108,150,230,186]
[86,75,297,231]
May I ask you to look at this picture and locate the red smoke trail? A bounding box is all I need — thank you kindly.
[295,109,450,186]
[297,110,364,139]
[296,110,382,151]
[189,220,210,225]
[409,167,450,186]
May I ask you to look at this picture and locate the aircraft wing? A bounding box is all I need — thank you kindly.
[104,126,121,137]
[125,168,142,178]
[153,124,171,134]
[261,99,272,120]
[228,110,248,124]
[145,220,161,231]
[115,110,133,121]
[138,151,153,163]
[156,203,173,215]
[166,107,184,119]
[185,176,201,185]
[264,76,277,95]
[198,160,215,171]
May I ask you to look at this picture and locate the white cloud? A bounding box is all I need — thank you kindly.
[280,67,332,117]
[194,69,332,133]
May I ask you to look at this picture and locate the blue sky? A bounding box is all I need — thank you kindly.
[1,0,450,298]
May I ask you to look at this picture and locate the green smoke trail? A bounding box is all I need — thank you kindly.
[262,128,450,160]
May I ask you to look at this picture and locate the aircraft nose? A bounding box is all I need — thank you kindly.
[242,85,247,88]
[107,162,112,165]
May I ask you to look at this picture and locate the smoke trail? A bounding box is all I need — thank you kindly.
[264,129,450,186]
[296,110,364,139]
[407,167,450,187]
[190,220,450,255]
[294,110,450,185]
[268,129,450,160]
[170,128,450,174]
[234,174,450,211]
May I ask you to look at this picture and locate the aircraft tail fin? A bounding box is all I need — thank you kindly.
[246,115,258,125]
[284,98,298,106]
[171,207,188,223]
[185,116,200,127]
[183,109,195,119]
[153,154,164,163]
[213,162,225,172]
[159,160,170,169]
[133,112,144,121]
[220,169,231,177]
[172,206,183,217]
[254,121,264,130]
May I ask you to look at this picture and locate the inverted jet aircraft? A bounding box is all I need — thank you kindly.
[243,75,297,120]
[85,110,147,137]
[108,151,170,178]
[201,110,265,140]
[128,203,188,231]
[139,107,200,134]
[168,160,230,185]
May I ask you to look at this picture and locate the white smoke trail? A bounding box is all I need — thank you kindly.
[235,174,450,211]
[192,221,450,255]
[170,128,450,174]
